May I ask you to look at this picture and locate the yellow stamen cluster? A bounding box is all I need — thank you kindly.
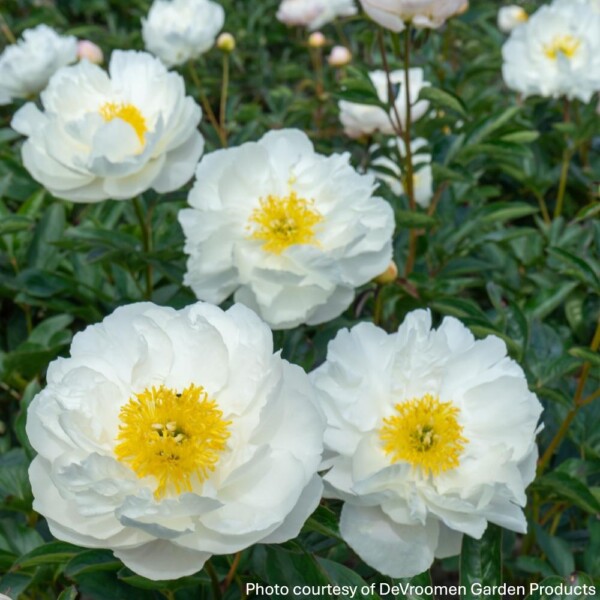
[99,101,148,144]
[247,192,323,254]
[114,385,231,499]
[379,394,467,476]
[544,35,581,60]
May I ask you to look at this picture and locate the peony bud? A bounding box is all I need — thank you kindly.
[327,45,352,67]
[497,5,528,33]
[373,261,398,285]
[308,31,326,48]
[216,32,236,52]
[77,40,104,64]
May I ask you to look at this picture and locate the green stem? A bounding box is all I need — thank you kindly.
[401,27,418,278]
[188,62,227,147]
[537,316,600,473]
[204,560,223,600]
[532,188,551,225]
[373,286,384,326]
[220,54,230,147]
[133,197,153,300]
[554,147,572,219]
[0,13,16,44]
[223,552,242,592]
[377,29,404,138]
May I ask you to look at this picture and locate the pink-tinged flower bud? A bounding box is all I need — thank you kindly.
[77,40,103,64]
[327,45,352,67]
[308,31,326,48]
[216,32,236,52]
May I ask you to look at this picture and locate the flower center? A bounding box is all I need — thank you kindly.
[99,102,148,144]
[114,385,231,499]
[379,394,467,476]
[544,35,581,60]
[247,192,323,254]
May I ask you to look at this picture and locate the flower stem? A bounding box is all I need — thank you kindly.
[377,29,404,138]
[0,13,15,44]
[188,62,227,147]
[133,197,153,300]
[223,552,242,592]
[532,188,551,225]
[537,315,600,473]
[220,53,230,147]
[204,560,223,600]
[553,146,573,220]
[401,26,418,278]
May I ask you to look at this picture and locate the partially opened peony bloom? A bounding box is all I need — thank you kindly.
[142,0,225,67]
[497,6,528,34]
[370,137,433,208]
[27,302,324,580]
[277,0,357,30]
[502,1,600,102]
[339,68,429,138]
[311,310,542,577]
[0,25,77,105]
[179,129,395,330]
[11,50,203,202]
[359,0,468,32]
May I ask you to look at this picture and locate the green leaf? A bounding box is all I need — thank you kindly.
[478,202,539,224]
[0,215,33,236]
[460,526,502,600]
[468,106,521,144]
[500,131,540,144]
[568,346,600,367]
[534,525,575,577]
[532,472,600,515]
[26,202,66,269]
[547,247,600,291]
[13,541,81,569]
[57,585,79,600]
[64,549,122,578]
[317,558,382,599]
[395,210,438,229]
[419,86,467,118]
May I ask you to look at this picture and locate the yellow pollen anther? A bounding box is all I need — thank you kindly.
[99,101,148,144]
[379,393,468,476]
[247,191,323,254]
[544,35,581,60]
[114,384,231,499]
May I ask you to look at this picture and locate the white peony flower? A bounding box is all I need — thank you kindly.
[370,137,433,208]
[277,0,357,30]
[179,129,395,330]
[0,25,77,105]
[11,50,204,202]
[339,68,430,138]
[311,310,542,578]
[502,1,600,102]
[142,0,225,67]
[27,301,324,580]
[497,6,528,33]
[553,0,600,13]
[359,0,468,32]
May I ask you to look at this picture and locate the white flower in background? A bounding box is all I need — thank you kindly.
[142,0,225,67]
[311,310,542,578]
[179,129,395,330]
[277,0,357,30]
[359,0,468,32]
[0,25,77,105]
[497,6,528,33]
[339,68,430,138]
[370,137,433,208]
[553,0,600,13]
[11,50,203,202]
[502,1,600,102]
[27,302,324,580]
[77,40,104,64]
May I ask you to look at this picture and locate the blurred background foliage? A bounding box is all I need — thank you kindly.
[0,0,599,598]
